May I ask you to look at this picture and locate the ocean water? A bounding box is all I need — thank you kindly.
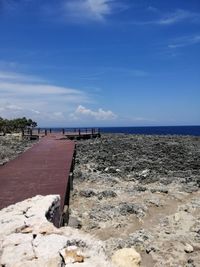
[46,126,200,136]
[100,126,200,136]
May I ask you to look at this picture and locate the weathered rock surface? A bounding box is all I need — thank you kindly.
[70,134,200,266]
[74,134,200,185]
[0,195,114,267]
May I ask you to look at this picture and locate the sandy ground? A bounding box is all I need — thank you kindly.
[69,134,200,267]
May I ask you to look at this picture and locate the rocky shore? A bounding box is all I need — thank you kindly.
[0,133,200,266]
[70,134,200,267]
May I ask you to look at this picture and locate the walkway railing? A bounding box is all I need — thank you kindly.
[23,128,101,139]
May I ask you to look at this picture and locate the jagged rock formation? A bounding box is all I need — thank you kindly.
[0,195,115,267]
[70,134,200,266]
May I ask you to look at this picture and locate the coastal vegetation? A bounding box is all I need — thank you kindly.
[0,117,37,135]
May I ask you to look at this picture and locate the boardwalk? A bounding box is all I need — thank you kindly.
[0,135,75,217]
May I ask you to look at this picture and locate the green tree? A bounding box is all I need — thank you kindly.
[0,118,12,135]
[0,117,37,134]
[0,117,4,133]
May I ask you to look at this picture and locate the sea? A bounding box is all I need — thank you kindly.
[100,126,200,136]
[47,126,200,136]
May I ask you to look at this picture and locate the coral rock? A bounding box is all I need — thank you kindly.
[60,248,85,264]
[112,248,141,267]
[184,243,194,253]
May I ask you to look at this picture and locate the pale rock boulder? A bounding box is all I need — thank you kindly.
[139,169,150,177]
[2,233,33,247]
[60,247,84,264]
[33,234,69,259]
[184,243,194,253]
[0,214,26,236]
[112,248,141,267]
[0,195,114,267]
[12,257,61,267]
[1,242,35,266]
[174,212,181,222]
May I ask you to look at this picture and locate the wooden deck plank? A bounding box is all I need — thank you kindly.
[0,134,75,210]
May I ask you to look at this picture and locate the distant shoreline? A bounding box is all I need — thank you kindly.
[36,126,200,136]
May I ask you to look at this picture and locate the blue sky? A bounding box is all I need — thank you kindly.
[0,0,200,127]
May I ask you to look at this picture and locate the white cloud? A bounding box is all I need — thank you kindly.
[147,6,159,13]
[0,103,26,118]
[31,109,40,115]
[64,0,123,22]
[0,70,89,102]
[130,9,200,26]
[53,112,65,119]
[168,35,200,49]
[5,104,23,111]
[0,82,86,96]
[0,71,43,83]
[0,70,117,126]
[0,104,22,113]
[0,71,90,124]
[158,9,195,25]
[72,105,117,121]
[1,0,127,24]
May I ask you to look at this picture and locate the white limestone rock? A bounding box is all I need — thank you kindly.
[33,234,68,259]
[60,247,84,264]
[112,248,141,267]
[184,243,194,253]
[174,212,181,222]
[0,195,114,267]
[1,242,35,266]
[2,233,33,247]
[139,169,150,177]
[12,257,61,267]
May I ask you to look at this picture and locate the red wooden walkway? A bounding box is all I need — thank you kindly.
[0,134,75,211]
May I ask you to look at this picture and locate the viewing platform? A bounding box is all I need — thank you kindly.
[23,128,101,140]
